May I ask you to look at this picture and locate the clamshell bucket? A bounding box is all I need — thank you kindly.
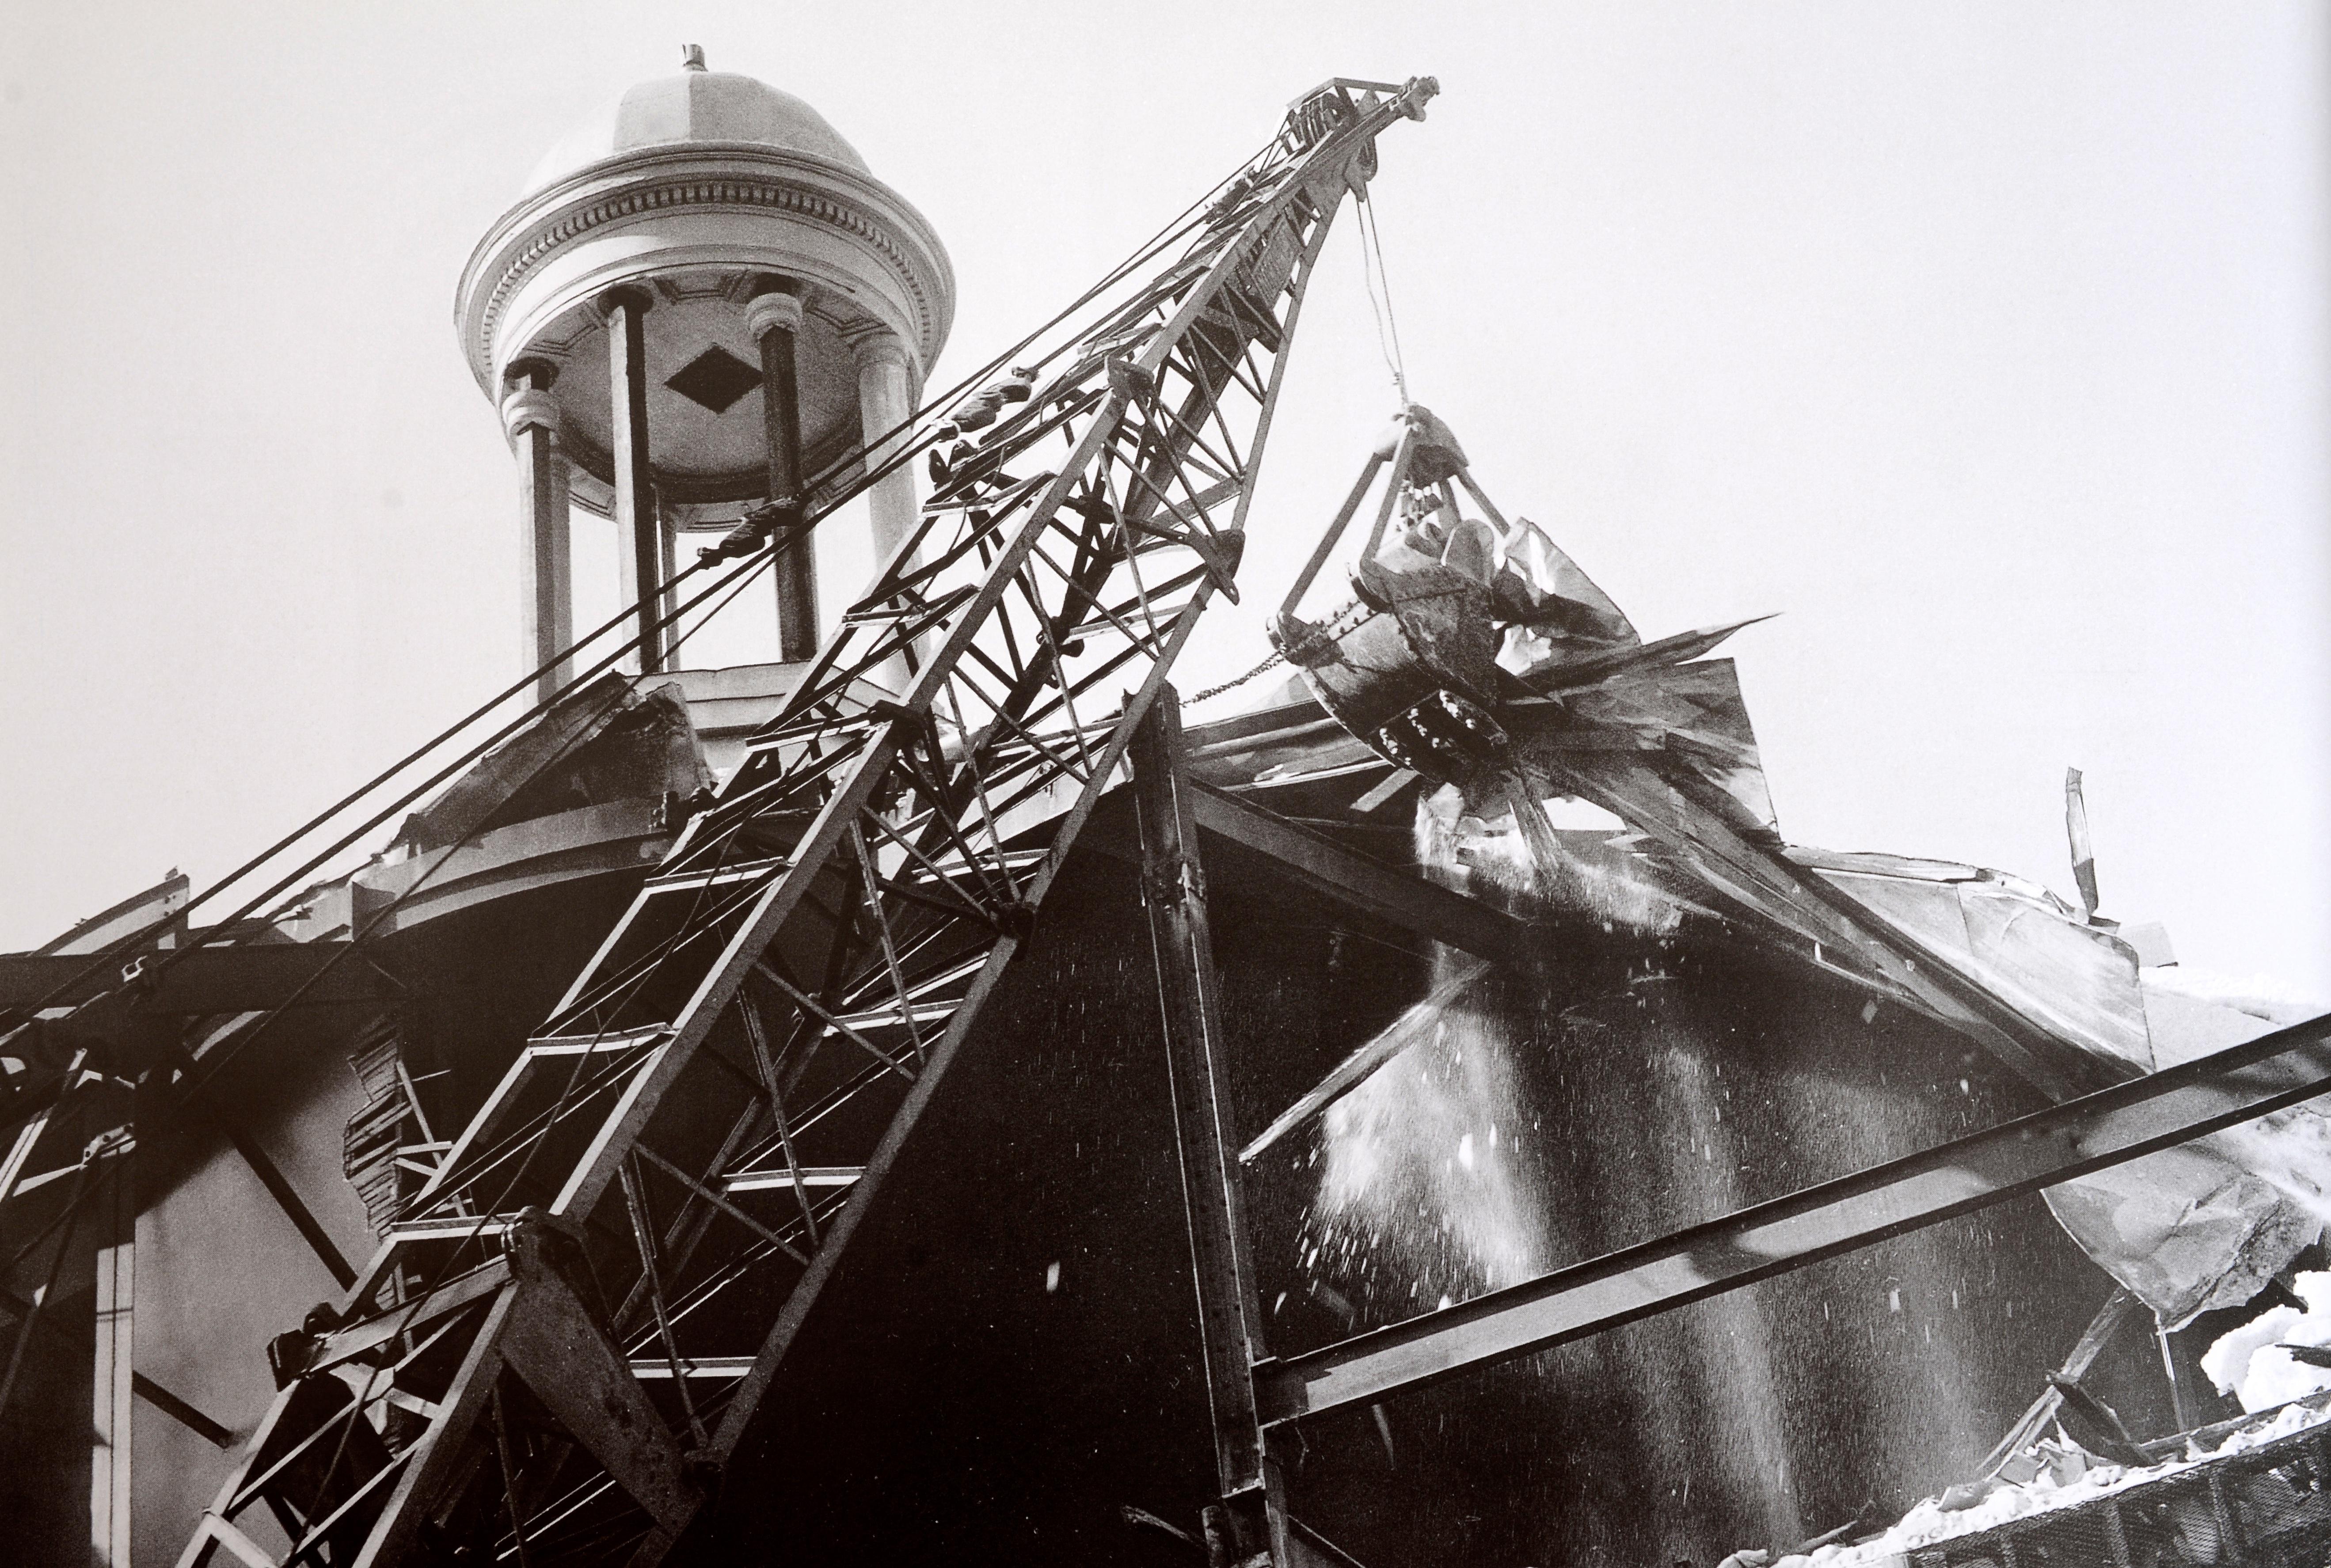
[1269,406,1631,787]
[1282,533,1509,785]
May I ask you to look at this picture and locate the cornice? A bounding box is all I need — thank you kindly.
[456,143,955,396]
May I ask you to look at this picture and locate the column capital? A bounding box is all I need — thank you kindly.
[848,330,916,375]
[745,290,805,341]
[501,386,561,441]
[594,284,655,321]
[505,356,560,393]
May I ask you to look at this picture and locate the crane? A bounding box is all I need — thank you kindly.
[13,61,2331,1568]
[167,74,1439,1568]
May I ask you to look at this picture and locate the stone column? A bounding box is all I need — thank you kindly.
[601,285,665,675]
[852,332,923,569]
[502,359,571,703]
[656,490,680,657]
[748,284,817,662]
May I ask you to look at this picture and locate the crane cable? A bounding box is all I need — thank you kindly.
[1194,184,1415,709]
[1355,185,1410,404]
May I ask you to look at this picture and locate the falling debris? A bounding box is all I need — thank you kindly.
[2065,766,2101,923]
[1303,945,1548,1313]
[1796,1393,2331,1564]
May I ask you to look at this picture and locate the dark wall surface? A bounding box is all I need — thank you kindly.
[700,847,2181,1568]
[15,835,2186,1568]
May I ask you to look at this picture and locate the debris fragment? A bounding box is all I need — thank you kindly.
[2203,1269,2331,1411]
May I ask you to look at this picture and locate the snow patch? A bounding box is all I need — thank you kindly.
[2205,1269,2331,1412]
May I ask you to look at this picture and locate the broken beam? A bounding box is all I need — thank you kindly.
[1975,1286,2139,1479]
[1255,1006,2331,1426]
[1242,954,1492,1163]
[1184,782,1532,964]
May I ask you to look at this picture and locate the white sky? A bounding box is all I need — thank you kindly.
[2,3,2325,996]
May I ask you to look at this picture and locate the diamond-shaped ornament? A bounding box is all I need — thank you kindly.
[665,346,764,414]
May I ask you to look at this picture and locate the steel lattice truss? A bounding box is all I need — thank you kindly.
[175,76,1438,1568]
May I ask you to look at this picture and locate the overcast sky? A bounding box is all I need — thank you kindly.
[2,2,2324,996]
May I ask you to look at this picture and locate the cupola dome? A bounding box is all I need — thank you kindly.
[525,57,872,193]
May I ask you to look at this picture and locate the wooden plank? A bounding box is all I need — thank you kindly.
[1241,955,1492,1163]
[1976,1287,2140,1477]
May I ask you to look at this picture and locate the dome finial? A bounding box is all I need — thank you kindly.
[681,44,707,72]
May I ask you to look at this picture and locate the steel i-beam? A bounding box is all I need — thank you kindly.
[1256,1006,2331,1426]
[1132,687,1292,1567]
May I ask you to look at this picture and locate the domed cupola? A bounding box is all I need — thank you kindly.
[524,65,875,188]
[457,46,954,685]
